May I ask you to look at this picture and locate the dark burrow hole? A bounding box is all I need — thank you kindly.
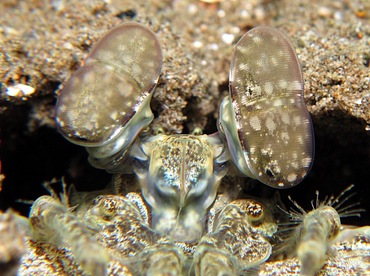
[0,98,111,217]
[115,9,137,20]
[1,99,369,227]
[183,81,229,135]
[277,109,370,226]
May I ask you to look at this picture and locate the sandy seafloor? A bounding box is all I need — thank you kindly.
[0,0,369,275]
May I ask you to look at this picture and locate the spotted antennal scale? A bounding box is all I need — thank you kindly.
[220,26,314,188]
[56,22,163,155]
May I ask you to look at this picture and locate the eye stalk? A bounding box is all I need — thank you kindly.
[219,26,314,188]
[55,22,163,163]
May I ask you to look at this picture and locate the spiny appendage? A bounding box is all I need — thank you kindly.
[279,185,363,276]
[222,26,314,188]
[29,190,109,276]
[135,134,227,242]
[194,199,273,274]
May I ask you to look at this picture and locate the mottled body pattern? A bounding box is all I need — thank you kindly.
[21,180,280,275]
[8,22,365,276]
[133,133,227,242]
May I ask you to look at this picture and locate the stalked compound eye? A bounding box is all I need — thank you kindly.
[56,22,163,159]
[219,26,314,188]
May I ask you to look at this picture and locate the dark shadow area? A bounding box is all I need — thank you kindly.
[184,81,229,135]
[0,97,111,217]
[1,95,369,227]
[277,109,370,226]
[183,95,219,135]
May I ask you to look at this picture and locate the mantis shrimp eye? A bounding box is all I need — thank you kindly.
[219,26,314,188]
[56,22,163,157]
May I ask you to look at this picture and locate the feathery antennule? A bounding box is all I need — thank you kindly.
[42,177,70,207]
[274,185,364,275]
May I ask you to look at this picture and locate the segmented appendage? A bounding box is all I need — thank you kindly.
[220,26,314,188]
[55,22,162,164]
[133,133,227,242]
[74,192,186,275]
[194,198,274,275]
[281,185,363,276]
[137,238,185,275]
[29,184,109,276]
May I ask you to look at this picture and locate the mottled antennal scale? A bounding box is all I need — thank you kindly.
[220,26,314,188]
[56,22,162,158]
